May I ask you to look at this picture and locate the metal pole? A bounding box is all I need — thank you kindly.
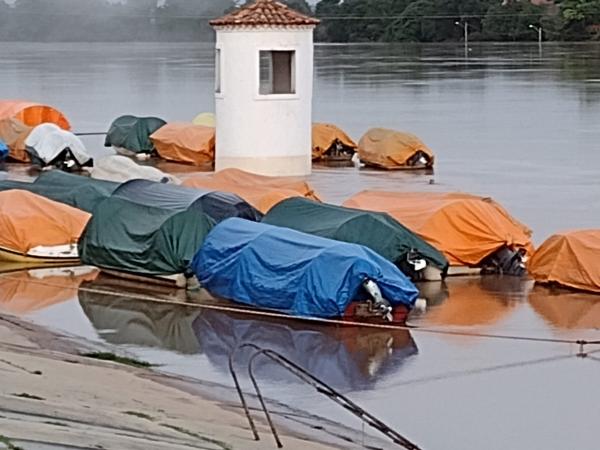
[464,22,468,56]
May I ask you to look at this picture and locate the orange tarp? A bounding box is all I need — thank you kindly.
[529,285,600,329]
[357,128,434,170]
[421,278,517,327]
[150,123,215,167]
[312,123,357,160]
[0,268,98,315]
[0,118,32,162]
[0,190,90,254]
[182,168,321,213]
[529,230,600,294]
[343,191,533,266]
[0,100,70,130]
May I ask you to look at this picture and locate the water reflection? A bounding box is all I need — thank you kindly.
[0,265,97,315]
[529,284,600,330]
[75,275,417,391]
[413,276,530,327]
[195,310,417,392]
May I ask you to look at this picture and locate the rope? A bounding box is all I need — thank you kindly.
[2,272,598,348]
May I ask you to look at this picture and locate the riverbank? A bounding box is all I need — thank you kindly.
[0,313,376,450]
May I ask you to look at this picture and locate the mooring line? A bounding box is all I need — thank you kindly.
[1,273,599,349]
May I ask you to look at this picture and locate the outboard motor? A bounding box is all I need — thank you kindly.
[481,246,527,276]
[362,278,393,322]
[398,249,427,280]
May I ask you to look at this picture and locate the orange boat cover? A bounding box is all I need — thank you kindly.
[529,285,600,329]
[0,268,98,314]
[529,230,600,294]
[0,118,32,162]
[183,168,321,213]
[357,128,434,169]
[150,123,215,166]
[343,191,533,266]
[0,100,70,130]
[0,190,91,254]
[312,123,357,160]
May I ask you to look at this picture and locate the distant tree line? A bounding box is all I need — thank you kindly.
[1,0,598,42]
[314,0,600,42]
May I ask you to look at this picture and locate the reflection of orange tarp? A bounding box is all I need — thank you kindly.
[0,269,98,314]
[150,123,215,167]
[0,118,32,162]
[529,285,600,329]
[0,100,70,130]
[529,230,600,294]
[422,278,517,327]
[183,168,321,213]
[312,123,356,160]
[357,128,434,169]
[0,190,90,254]
[344,191,533,266]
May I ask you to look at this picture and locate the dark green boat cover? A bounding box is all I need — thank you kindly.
[263,197,448,275]
[78,196,215,276]
[104,115,166,153]
[0,171,118,213]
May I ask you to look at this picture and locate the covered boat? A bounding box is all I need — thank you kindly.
[312,123,357,163]
[90,155,180,184]
[150,123,215,167]
[191,219,419,322]
[192,112,215,127]
[0,100,70,130]
[113,179,262,222]
[357,128,434,170]
[25,123,92,170]
[78,187,215,279]
[183,168,320,213]
[104,115,166,155]
[263,197,448,280]
[195,309,417,391]
[0,190,90,263]
[0,118,32,162]
[529,230,600,294]
[344,191,533,275]
[0,171,119,213]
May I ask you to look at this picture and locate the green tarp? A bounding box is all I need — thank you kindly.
[105,115,166,154]
[263,197,448,276]
[0,171,118,213]
[78,196,214,276]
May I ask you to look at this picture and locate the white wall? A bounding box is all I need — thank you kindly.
[215,26,314,176]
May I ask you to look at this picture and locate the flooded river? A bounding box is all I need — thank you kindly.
[1,42,600,449]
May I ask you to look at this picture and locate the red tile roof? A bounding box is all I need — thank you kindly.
[210,0,320,28]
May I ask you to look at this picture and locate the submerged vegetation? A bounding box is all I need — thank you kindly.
[81,351,153,368]
[1,0,598,42]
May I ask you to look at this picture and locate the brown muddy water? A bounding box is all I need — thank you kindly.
[1,42,600,449]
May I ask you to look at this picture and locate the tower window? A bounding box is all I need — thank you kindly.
[259,50,295,95]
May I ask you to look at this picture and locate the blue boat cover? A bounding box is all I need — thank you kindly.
[0,140,8,160]
[191,218,419,318]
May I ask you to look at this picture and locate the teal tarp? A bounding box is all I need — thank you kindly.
[0,171,118,213]
[263,197,448,277]
[105,115,166,154]
[79,196,214,276]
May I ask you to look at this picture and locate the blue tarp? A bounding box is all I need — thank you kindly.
[191,218,419,318]
[0,140,8,161]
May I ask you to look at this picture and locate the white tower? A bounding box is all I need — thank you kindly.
[210,0,319,176]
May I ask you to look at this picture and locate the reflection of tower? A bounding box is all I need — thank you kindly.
[210,0,319,176]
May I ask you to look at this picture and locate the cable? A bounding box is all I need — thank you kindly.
[2,272,598,348]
